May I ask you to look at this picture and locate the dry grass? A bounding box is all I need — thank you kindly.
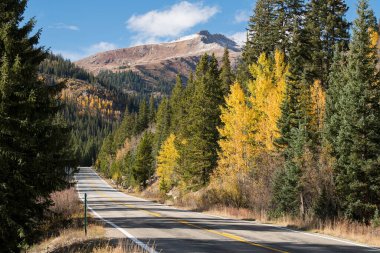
[50,187,82,218]
[204,205,262,221]
[308,219,380,247]
[29,187,107,252]
[202,205,380,247]
[93,240,154,253]
[29,224,105,253]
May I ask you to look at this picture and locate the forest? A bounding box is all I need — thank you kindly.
[96,0,380,226]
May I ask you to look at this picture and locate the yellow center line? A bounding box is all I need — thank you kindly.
[84,179,289,253]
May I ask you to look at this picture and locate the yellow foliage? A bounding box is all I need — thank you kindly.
[369,27,379,50]
[248,50,288,151]
[310,80,326,132]
[157,134,179,192]
[212,82,256,198]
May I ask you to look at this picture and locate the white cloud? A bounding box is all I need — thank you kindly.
[126,1,219,45]
[229,31,247,47]
[49,23,79,31]
[54,41,118,61]
[86,42,117,55]
[234,10,249,23]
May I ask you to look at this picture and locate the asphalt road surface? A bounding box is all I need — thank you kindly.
[75,167,380,253]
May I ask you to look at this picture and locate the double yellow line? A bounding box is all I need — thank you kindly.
[85,179,289,253]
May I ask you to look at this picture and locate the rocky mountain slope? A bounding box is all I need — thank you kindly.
[75,31,242,85]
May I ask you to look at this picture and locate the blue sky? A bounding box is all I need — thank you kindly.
[24,0,380,61]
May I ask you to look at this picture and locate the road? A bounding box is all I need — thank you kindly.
[75,167,379,253]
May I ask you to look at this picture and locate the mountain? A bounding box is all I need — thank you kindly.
[75,31,242,86]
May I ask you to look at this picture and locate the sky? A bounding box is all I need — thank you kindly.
[24,0,380,61]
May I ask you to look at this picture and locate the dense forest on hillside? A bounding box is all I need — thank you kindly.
[39,55,163,165]
[96,0,380,227]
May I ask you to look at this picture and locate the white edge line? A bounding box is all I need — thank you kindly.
[75,176,158,253]
[83,167,380,252]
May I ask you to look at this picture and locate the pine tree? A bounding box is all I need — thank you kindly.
[169,75,184,134]
[133,133,154,188]
[178,54,224,189]
[243,0,278,64]
[220,48,234,96]
[136,99,149,132]
[0,1,76,250]
[325,46,347,154]
[333,0,380,222]
[305,0,350,88]
[239,0,279,82]
[272,124,309,216]
[153,98,171,156]
[275,0,314,147]
[148,95,155,123]
[273,1,315,216]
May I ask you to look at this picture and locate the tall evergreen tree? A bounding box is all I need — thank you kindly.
[153,98,171,157]
[169,75,184,134]
[0,1,75,250]
[133,133,154,188]
[305,0,350,88]
[325,46,347,154]
[148,95,155,123]
[178,54,224,188]
[136,99,149,132]
[276,8,311,148]
[243,0,278,64]
[220,48,234,96]
[273,0,314,216]
[239,0,278,82]
[332,0,380,222]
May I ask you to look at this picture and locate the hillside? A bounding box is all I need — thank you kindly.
[75,31,242,86]
[39,55,144,165]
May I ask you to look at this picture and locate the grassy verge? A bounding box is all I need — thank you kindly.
[201,205,380,246]
[28,187,151,253]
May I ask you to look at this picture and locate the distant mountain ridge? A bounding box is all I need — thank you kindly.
[75,31,242,86]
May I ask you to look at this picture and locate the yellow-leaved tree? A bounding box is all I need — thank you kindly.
[211,82,256,206]
[310,80,326,133]
[157,134,179,193]
[248,50,288,151]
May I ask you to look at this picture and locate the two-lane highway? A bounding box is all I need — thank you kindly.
[75,167,380,253]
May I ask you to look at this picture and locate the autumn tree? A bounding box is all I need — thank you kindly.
[156,134,179,193]
[309,80,326,138]
[212,82,256,206]
[248,50,288,151]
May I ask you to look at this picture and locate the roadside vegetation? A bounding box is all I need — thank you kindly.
[29,187,153,253]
